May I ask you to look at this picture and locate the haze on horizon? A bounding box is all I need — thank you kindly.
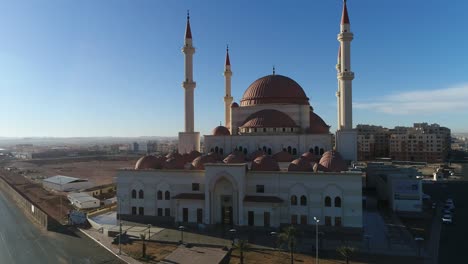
[1,0,467,137]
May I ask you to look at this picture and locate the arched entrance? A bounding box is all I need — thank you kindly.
[209,175,239,226]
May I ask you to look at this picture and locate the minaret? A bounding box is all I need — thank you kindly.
[182,11,196,133]
[224,45,233,129]
[178,11,200,153]
[335,0,357,161]
[337,0,354,130]
[336,45,342,130]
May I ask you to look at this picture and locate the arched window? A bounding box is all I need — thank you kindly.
[282,128,286,132]
[290,127,294,132]
[314,146,319,155]
[267,148,272,155]
[263,128,267,132]
[309,148,314,153]
[334,196,342,207]
[239,146,243,151]
[215,146,219,153]
[263,146,267,152]
[138,189,144,199]
[243,149,247,155]
[325,196,331,207]
[292,148,297,155]
[254,128,258,132]
[291,195,297,206]
[300,195,307,206]
[287,146,292,154]
[320,148,324,155]
[210,148,214,152]
[165,191,170,200]
[157,191,162,200]
[131,189,137,199]
[220,148,224,155]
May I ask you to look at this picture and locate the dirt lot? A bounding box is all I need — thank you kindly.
[230,248,423,264]
[0,157,137,222]
[121,241,178,263]
[0,168,71,222]
[8,157,137,186]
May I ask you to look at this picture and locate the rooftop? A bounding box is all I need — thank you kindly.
[43,175,88,184]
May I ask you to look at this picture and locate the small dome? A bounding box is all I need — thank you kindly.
[305,111,330,134]
[240,109,297,128]
[288,157,313,172]
[231,102,239,108]
[272,150,294,162]
[191,155,216,170]
[207,151,224,161]
[241,75,309,106]
[135,155,165,170]
[248,149,266,161]
[251,155,280,171]
[181,153,192,163]
[313,162,325,172]
[188,150,202,160]
[318,151,347,172]
[166,152,182,160]
[301,152,319,162]
[223,151,246,164]
[163,156,186,170]
[212,126,231,136]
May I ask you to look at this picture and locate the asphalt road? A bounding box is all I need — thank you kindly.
[0,191,124,264]
[423,180,468,264]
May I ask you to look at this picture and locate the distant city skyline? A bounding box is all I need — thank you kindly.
[1,0,467,137]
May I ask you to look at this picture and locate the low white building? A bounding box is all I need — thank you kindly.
[42,175,93,192]
[117,151,363,229]
[366,163,422,212]
[67,192,100,209]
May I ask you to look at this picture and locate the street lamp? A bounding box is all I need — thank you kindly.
[270,231,278,251]
[178,226,186,244]
[415,237,424,257]
[148,224,152,240]
[229,228,237,246]
[313,217,320,264]
[364,235,372,252]
[118,196,123,255]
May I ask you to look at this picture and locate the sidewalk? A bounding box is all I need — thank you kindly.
[425,204,442,264]
[79,228,141,264]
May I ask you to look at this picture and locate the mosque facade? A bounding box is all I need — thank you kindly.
[117,1,361,229]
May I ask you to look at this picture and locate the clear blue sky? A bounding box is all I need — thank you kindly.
[1,0,467,137]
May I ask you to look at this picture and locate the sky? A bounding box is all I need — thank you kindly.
[0,0,467,137]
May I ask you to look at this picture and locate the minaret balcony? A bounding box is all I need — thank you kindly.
[182,81,196,89]
[182,46,195,54]
[337,32,354,41]
[337,72,355,80]
[223,70,232,77]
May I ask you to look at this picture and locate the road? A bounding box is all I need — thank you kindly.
[0,191,124,264]
[423,181,468,264]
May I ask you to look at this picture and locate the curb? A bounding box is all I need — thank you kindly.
[78,228,133,264]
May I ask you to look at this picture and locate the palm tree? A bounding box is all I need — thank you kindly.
[279,226,298,264]
[337,245,356,264]
[233,239,250,264]
[140,234,147,258]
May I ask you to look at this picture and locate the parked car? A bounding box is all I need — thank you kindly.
[443,203,455,211]
[442,214,453,224]
[442,209,452,215]
[444,203,455,210]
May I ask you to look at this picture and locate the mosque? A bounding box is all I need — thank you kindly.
[117,1,362,229]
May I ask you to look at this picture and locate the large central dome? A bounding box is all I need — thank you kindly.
[240,75,309,106]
